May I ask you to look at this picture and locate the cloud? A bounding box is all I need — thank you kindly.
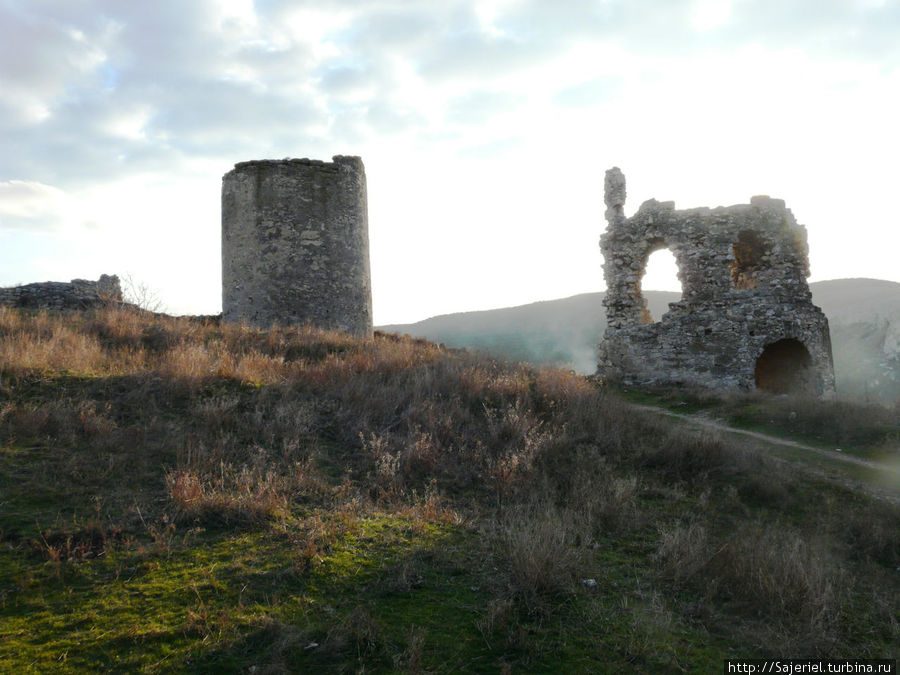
[445,90,524,125]
[553,78,621,107]
[0,1,526,187]
[0,4,114,125]
[345,6,437,50]
[722,0,900,57]
[319,65,374,98]
[0,180,73,231]
[2,0,898,324]
[0,2,889,194]
[366,103,426,135]
[456,136,523,159]
[3,0,894,191]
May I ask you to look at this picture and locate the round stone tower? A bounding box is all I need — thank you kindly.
[222,156,373,337]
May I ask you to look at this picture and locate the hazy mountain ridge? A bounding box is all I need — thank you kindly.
[380,278,900,402]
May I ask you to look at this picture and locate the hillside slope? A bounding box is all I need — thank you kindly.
[380,292,681,374]
[1,306,897,670]
[381,279,900,401]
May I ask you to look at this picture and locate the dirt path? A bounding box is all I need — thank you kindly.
[629,403,900,478]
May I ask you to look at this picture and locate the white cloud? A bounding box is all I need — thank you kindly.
[0,181,74,231]
[107,105,154,140]
[691,0,733,31]
[445,90,525,125]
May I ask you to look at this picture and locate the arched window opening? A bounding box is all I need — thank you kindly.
[755,339,815,394]
[731,229,771,290]
[640,248,683,323]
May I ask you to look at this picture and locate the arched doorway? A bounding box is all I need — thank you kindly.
[754,339,815,394]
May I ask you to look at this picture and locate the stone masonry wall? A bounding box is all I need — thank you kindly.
[598,168,835,395]
[222,156,373,338]
[0,275,122,310]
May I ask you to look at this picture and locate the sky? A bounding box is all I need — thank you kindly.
[1,0,899,324]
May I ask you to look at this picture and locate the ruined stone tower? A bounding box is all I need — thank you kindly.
[222,156,373,338]
[598,168,835,395]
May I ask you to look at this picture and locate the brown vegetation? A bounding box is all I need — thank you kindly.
[1,305,898,669]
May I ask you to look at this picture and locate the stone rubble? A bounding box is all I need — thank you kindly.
[0,275,122,310]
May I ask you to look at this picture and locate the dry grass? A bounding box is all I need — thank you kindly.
[0,321,108,374]
[840,500,900,567]
[1,305,898,666]
[645,384,900,455]
[495,499,588,614]
[656,520,842,645]
[0,306,446,384]
[166,462,290,526]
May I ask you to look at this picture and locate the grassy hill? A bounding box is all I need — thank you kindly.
[381,278,900,402]
[1,306,898,672]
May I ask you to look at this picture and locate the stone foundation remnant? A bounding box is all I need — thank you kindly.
[221,156,373,338]
[598,168,835,395]
[0,275,122,310]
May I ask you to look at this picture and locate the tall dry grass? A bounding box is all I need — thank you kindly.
[0,305,779,521]
[656,520,842,646]
[2,305,898,657]
[495,499,588,615]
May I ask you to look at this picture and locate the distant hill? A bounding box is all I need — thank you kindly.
[812,279,900,402]
[380,278,900,402]
[808,278,900,325]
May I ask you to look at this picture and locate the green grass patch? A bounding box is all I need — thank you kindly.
[616,385,900,461]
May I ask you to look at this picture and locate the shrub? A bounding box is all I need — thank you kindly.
[639,427,730,480]
[495,499,588,615]
[656,520,842,639]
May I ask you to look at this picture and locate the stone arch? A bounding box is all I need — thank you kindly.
[754,338,815,394]
[638,240,683,323]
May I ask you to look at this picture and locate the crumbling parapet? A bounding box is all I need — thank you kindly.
[598,169,835,395]
[221,156,373,338]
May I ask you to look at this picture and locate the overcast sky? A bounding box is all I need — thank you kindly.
[1,0,898,323]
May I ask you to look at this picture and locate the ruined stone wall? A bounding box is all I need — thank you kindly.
[221,156,373,338]
[0,275,122,310]
[599,168,835,395]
